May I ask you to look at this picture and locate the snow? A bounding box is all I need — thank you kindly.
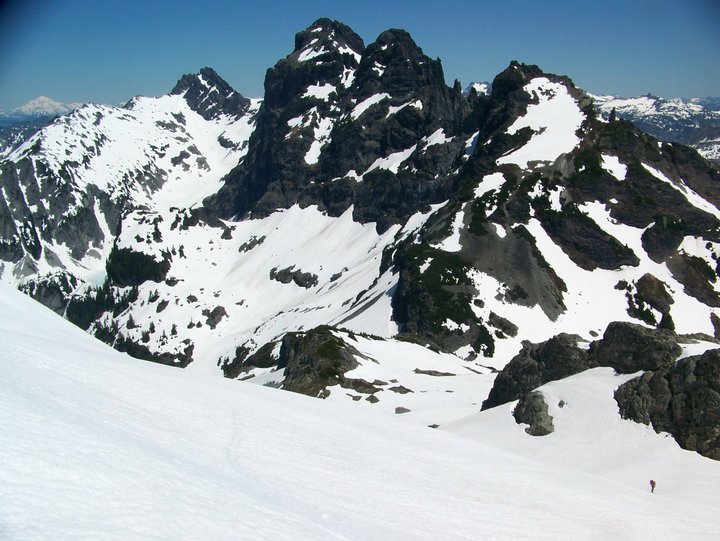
[601,154,627,180]
[336,44,362,64]
[302,83,336,101]
[351,93,390,120]
[2,283,719,540]
[474,172,506,198]
[445,367,720,527]
[498,78,585,168]
[463,194,720,369]
[642,163,720,220]
[463,130,479,159]
[386,100,423,118]
[464,82,489,96]
[433,203,466,252]
[363,145,416,177]
[297,45,330,62]
[106,203,446,375]
[340,67,356,88]
[371,61,386,77]
[304,116,334,165]
[421,128,453,148]
[13,95,82,116]
[0,95,261,291]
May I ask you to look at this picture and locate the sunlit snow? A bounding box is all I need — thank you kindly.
[498,78,585,168]
[2,283,719,540]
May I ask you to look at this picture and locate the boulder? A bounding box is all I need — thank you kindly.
[513,391,554,436]
[590,321,681,373]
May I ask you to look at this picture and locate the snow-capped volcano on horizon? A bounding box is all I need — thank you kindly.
[0,95,84,122]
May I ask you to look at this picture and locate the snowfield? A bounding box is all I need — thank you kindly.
[2,283,720,540]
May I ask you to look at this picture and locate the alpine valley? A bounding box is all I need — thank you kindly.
[2,17,720,512]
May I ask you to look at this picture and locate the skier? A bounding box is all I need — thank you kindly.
[650,479,656,493]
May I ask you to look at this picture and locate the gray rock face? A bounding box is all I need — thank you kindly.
[482,334,594,410]
[615,348,720,460]
[513,391,554,436]
[590,321,682,373]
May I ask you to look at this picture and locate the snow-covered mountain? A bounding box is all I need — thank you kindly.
[592,93,720,162]
[3,281,720,540]
[1,18,720,464]
[0,95,83,125]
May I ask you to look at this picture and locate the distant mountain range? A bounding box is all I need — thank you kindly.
[592,93,720,162]
[0,97,85,159]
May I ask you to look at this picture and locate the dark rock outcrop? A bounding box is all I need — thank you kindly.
[276,327,378,397]
[482,333,594,409]
[615,348,720,460]
[205,18,467,232]
[513,391,555,436]
[590,321,681,373]
[482,321,684,411]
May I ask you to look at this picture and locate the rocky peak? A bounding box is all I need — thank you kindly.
[355,28,449,102]
[489,61,548,102]
[171,67,250,120]
[293,18,365,61]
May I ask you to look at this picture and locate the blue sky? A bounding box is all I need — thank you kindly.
[1,0,719,110]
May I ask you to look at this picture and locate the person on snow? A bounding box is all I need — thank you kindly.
[650,479,656,493]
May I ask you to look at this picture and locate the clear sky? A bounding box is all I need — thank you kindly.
[1,0,719,110]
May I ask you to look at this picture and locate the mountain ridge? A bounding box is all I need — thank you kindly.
[1,18,719,461]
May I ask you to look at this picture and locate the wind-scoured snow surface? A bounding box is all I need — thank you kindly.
[2,283,719,540]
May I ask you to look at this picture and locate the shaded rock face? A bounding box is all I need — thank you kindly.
[589,321,682,373]
[481,334,594,410]
[206,17,466,232]
[615,348,720,460]
[513,391,554,436]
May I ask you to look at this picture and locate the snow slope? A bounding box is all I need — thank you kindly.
[2,283,720,540]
